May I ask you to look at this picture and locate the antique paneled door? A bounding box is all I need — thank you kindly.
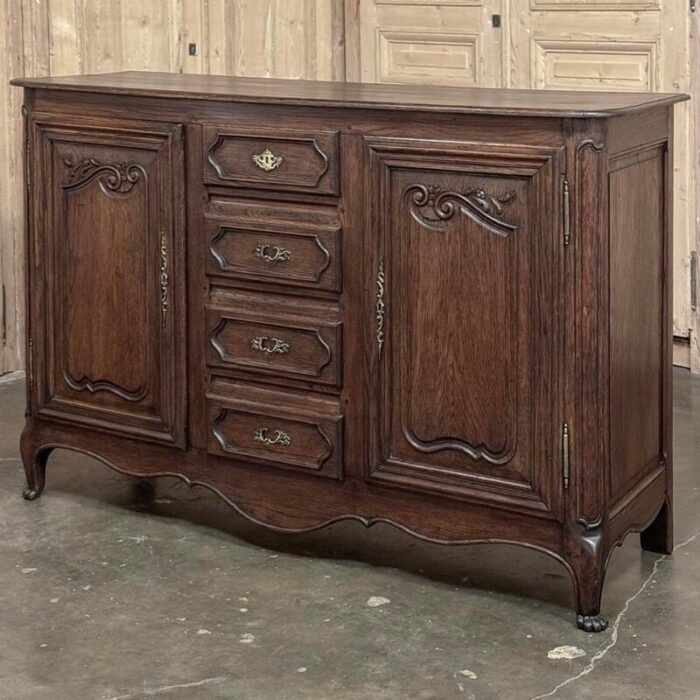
[353,0,507,87]
[364,137,565,517]
[27,117,186,446]
[350,0,695,368]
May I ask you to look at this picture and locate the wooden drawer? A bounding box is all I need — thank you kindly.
[207,307,341,387]
[204,126,339,195]
[206,205,341,293]
[207,395,343,480]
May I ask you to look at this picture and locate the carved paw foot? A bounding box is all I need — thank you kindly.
[576,614,608,633]
[22,487,41,501]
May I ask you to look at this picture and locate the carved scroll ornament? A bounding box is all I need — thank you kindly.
[63,156,146,196]
[405,184,517,237]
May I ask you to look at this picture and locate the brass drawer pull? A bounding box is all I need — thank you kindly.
[252,148,283,172]
[253,427,291,447]
[251,336,290,354]
[255,244,291,263]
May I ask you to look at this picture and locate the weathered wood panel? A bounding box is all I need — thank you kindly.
[690,10,700,374]
[0,0,25,374]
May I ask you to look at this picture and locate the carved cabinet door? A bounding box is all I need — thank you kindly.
[28,118,185,446]
[365,138,565,518]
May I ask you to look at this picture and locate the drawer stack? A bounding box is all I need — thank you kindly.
[201,125,344,480]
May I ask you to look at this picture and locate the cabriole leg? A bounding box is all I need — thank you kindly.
[20,427,52,501]
[567,529,609,633]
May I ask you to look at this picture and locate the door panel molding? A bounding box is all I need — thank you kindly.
[27,115,186,445]
[364,136,565,517]
[377,29,481,86]
[530,0,658,10]
[533,38,658,92]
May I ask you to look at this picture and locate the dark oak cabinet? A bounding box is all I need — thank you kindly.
[12,72,686,631]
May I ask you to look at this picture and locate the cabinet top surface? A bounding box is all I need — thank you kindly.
[12,71,688,118]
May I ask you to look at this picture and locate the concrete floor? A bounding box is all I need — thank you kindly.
[0,371,698,700]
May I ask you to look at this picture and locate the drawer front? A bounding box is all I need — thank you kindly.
[204,127,339,195]
[208,310,341,387]
[207,219,341,293]
[208,400,343,479]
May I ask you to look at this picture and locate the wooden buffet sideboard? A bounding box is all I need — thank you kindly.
[11,72,687,631]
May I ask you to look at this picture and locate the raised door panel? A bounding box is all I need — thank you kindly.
[29,119,185,445]
[365,139,564,517]
[533,40,657,92]
[356,0,504,88]
[609,146,666,503]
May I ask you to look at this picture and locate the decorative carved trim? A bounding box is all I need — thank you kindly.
[310,331,332,374]
[576,514,604,531]
[19,430,580,558]
[405,183,517,236]
[607,496,669,570]
[574,137,605,530]
[62,156,146,196]
[63,370,148,402]
[402,425,514,466]
[576,138,605,155]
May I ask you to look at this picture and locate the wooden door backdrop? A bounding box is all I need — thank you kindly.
[1,0,697,374]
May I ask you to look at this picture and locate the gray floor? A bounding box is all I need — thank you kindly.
[0,371,698,700]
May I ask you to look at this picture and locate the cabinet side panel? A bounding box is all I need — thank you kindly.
[609,146,665,503]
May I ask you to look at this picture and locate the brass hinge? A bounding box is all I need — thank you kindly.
[562,422,570,490]
[562,178,571,246]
